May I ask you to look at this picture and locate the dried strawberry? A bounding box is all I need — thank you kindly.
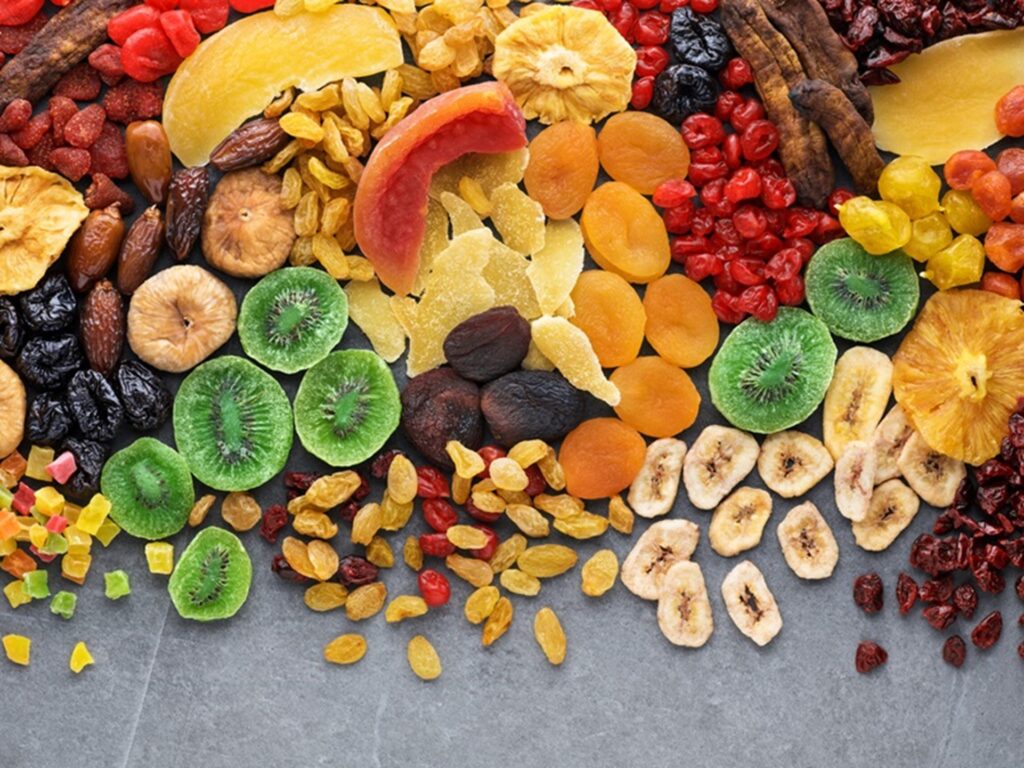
[88,44,126,85]
[89,122,129,179]
[25,132,54,169]
[64,105,107,149]
[0,134,28,167]
[159,10,200,58]
[53,64,102,102]
[0,13,46,54]
[102,81,165,125]
[146,0,181,9]
[122,27,182,82]
[84,173,136,214]
[0,99,31,133]
[229,0,277,10]
[11,112,51,150]
[49,147,92,182]
[180,0,229,34]
[48,96,78,146]
[108,5,161,46]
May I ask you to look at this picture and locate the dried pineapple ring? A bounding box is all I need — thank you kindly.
[0,166,89,295]
[492,6,636,125]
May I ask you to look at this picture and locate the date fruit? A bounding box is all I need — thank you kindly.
[442,306,531,384]
[165,166,209,261]
[117,205,164,294]
[481,371,585,447]
[401,368,483,471]
[66,205,126,293]
[80,279,125,378]
[209,118,290,173]
[125,120,172,204]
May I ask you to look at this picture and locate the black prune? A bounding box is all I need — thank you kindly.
[481,371,586,447]
[653,64,719,122]
[15,334,83,389]
[669,7,732,71]
[443,306,531,383]
[114,360,172,431]
[59,437,108,498]
[0,297,22,359]
[401,368,483,471]
[18,274,78,332]
[67,369,124,442]
[25,392,73,447]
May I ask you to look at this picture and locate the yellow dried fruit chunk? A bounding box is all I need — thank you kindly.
[517,544,578,578]
[608,494,635,534]
[446,524,490,550]
[307,540,340,581]
[345,279,407,363]
[282,536,318,580]
[527,219,585,315]
[366,535,395,568]
[490,183,546,255]
[459,175,492,216]
[482,596,513,646]
[452,473,471,505]
[505,504,550,538]
[500,568,541,596]
[188,494,215,527]
[430,149,530,200]
[531,316,620,405]
[351,503,382,545]
[306,471,363,508]
[445,553,494,587]
[464,585,501,624]
[446,441,485,478]
[499,489,532,506]
[533,606,566,665]
[522,339,556,372]
[534,493,583,519]
[345,582,388,620]
[488,533,527,573]
[304,582,349,612]
[507,440,549,469]
[488,458,529,493]
[387,454,419,505]
[385,595,429,623]
[293,510,339,539]
[482,235,542,319]
[324,633,367,665]
[554,511,609,539]
[380,490,414,531]
[407,635,442,680]
[440,190,485,235]
[403,535,424,571]
[581,549,618,597]
[470,490,506,514]
[221,492,261,532]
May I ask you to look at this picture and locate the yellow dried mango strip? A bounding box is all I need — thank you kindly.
[527,219,584,315]
[345,279,406,363]
[530,316,620,405]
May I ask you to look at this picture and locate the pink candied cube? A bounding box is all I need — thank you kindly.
[30,546,57,564]
[12,483,35,515]
[45,515,69,534]
[45,452,77,485]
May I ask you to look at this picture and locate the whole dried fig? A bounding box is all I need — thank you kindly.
[442,306,530,383]
[401,368,483,470]
[481,371,586,447]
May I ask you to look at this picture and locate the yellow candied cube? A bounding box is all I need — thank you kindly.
[61,553,92,585]
[28,523,47,550]
[144,542,174,575]
[0,537,16,557]
[64,526,92,556]
[34,487,65,517]
[76,494,111,536]
[3,580,31,609]
[94,518,120,548]
[2,634,30,666]
[25,446,55,482]
[69,642,94,674]
[63,502,81,524]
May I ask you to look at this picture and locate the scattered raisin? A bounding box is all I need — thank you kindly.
[923,604,957,631]
[952,584,978,620]
[271,553,310,583]
[942,635,967,668]
[370,449,404,479]
[259,504,288,544]
[853,572,883,614]
[855,641,887,674]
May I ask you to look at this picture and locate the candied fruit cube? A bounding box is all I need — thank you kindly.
[0,485,12,511]
[69,641,94,674]
[3,634,31,666]
[41,533,68,555]
[1,548,36,578]
[0,537,15,557]
[0,451,27,488]
[104,569,131,600]
[12,483,35,515]
[3,580,30,609]
[34,487,65,517]
[145,542,174,575]
[25,446,54,481]
[50,590,77,620]
[76,494,111,535]
[0,509,19,541]
[45,452,77,485]
[45,514,68,534]
[64,526,92,555]
[23,568,50,599]
[94,518,121,547]
[28,523,47,549]
[61,553,92,585]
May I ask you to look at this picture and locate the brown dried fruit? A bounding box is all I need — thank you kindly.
[323,633,366,664]
[481,371,586,447]
[442,306,531,383]
[188,494,215,527]
[407,635,442,680]
[66,206,124,294]
[165,167,210,262]
[210,118,290,173]
[464,585,500,624]
[533,606,566,665]
[345,581,387,621]
[125,120,172,205]
[482,596,513,646]
[221,492,262,532]
[79,279,124,378]
[401,368,483,471]
[304,582,349,612]
[116,206,163,295]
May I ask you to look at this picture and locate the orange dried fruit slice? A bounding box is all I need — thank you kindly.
[642,274,719,368]
[597,112,690,195]
[559,417,647,499]
[610,356,701,438]
[569,270,645,368]
[581,182,670,284]
[523,121,599,220]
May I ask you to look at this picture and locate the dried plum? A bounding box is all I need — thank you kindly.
[114,360,172,431]
[443,306,531,383]
[669,7,732,71]
[67,369,124,442]
[0,297,22,359]
[59,437,108,498]
[25,392,73,447]
[401,368,483,471]
[653,64,719,123]
[15,333,82,389]
[481,371,586,447]
[19,274,77,332]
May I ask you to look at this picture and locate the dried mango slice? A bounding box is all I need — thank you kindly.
[0,166,88,295]
[522,339,555,371]
[414,198,449,296]
[482,235,541,320]
[490,182,545,255]
[345,279,407,363]
[430,148,530,200]
[531,316,620,405]
[527,219,584,315]
[440,191,486,236]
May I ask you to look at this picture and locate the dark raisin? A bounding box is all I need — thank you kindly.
[853,572,883,614]
[284,471,319,493]
[896,572,918,615]
[59,437,108,498]
[0,297,23,359]
[271,554,309,583]
[443,306,531,383]
[259,504,288,544]
[66,369,123,442]
[653,63,719,122]
[18,274,77,332]
[401,368,483,471]
[15,334,82,389]
[337,555,378,586]
[669,7,731,70]
[953,583,978,620]
[335,500,359,522]
[352,473,370,501]
[480,371,585,447]
[113,360,171,431]
[855,641,887,673]
[25,392,73,447]
[942,635,967,668]
[970,610,1002,650]
[370,449,405,479]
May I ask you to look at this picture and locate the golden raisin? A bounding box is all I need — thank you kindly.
[445,553,494,587]
[221,492,261,532]
[403,535,424,571]
[447,525,490,550]
[487,533,527,573]
[532,606,566,665]
[500,568,541,596]
[464,585,501,624]
[307,540,339,581]
[188,494,215,527]
[581,549,618,597]
[482,596,513,646]
[505,504,550,538]
[385,595,429,623]
[407,635,442,680]
[351,503,383,545]
[282,537,317,580]
[517,544,578,578]
[488,457,529,491]
[365,535,395,568]
[608,494,635,534]
[345,582,387,621]
[553,511,609,539]
[304,582,349,612]
[323,634,366,665]
[387,454,419,505]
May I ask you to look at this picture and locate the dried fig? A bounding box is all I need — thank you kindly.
[443,306,530,383]
[401,368,483,471]
[481,371,585,447]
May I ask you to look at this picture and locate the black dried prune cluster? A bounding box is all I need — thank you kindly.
[653,8,729,121]
[114,360,172,431]
[19,274,78,332]
[67,369,124,442]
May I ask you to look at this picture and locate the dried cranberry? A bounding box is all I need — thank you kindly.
[370,448,404,478]
[271,554,309,583]
[919,575,953,604]
[423,498,458,532]
[688,160,729,186]
[416,466,450,499]
[973,562,1006,594]
[853,572,884,614]
[855,641,888,674]
[418,568,451,607]
[609,1,639,39]
[419,532,456,558]
[923,604,957,631]
[258,504,288,544]
[942,635,967,668]
[681,113,725,149]
[953,583,978,619]
[524,465,546,497]
[970,611,1003,650]
[337,555,378,586]
[895,572,918,615]
[715,91,744,122]
[284,471,318,493]
[335,500,359,523]
[1018,641,1024,660]
[740,120,780,162]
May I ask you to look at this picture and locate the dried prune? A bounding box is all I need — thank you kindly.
[59,437,108,498]
[114,360,171,431]
[853,572,883,613]
[401,368,483,471]
[0,297,22,359]
[15,334,82,389]
[25,392,73,447]
[442,306,531,383]
[855,641,887,673]
[942,635,967,668]
[653,64,719,122]
[971,611,1003,650]
[66,369,124,442]
[669,7,731,71]
[337,555,379,587]
[481,371,586,447]
[19,274,77,332]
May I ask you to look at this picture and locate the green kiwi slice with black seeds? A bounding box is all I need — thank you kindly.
[168,526,252,622]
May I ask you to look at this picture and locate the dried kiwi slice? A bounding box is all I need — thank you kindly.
[168,527,252,621]
[100,437,195,540]
[805,237,919,342]
[173,355,293,491]
[709,307,837,434]
[238,267,348,374]
[294,349,400,467]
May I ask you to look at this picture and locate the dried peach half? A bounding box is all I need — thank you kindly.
[581,182,670,284]
[569,270,645,368]
[597,112,690,195]
[523,121,599,220]
[559,417,647,499]
[643,274,719,368]
[610,357,701,438]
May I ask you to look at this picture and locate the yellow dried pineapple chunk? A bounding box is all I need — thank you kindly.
[430,149,530,201]
[490,182,545,255]
[345,279,407,363]
[527,219,584,315]
[440,191,485,236]
[482,235,541,320]
[531,316,620,405]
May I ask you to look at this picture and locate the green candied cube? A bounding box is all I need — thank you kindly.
[49,590,77,620]
[22,569,50,599]
[104,569,131,601]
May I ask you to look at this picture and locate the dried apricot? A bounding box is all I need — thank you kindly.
[523,121,599,220]
[568,270,645,368]
[971,170,1013,221]
[597,112,690,195]
[642,274,719,368]
[581,182,670,283]
[610,357,701,438]
[558,417,647,499]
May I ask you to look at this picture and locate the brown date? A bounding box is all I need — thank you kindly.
[165,166,210,261]
[125,120,172,205]
[80,279,125,378]
[66,205,125,294]
[209,118,290,172]
[117,206,164,295]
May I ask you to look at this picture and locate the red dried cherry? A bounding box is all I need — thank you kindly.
[711,290,746,324]
[634,11,669,45]
[179,0,229,34]
[470,525,499,560]
[681,113,725,149]
[524,465,546,497]
[729,98,764,131]
[465,497,502,524]
[229,0,277,11]
[722,133,742,170]
[732,204,767,239]
[653,178,697,208]
[761,176,797,210]
[719,58,753,90]
[630,76,655,110]
[663,198,695,234]
[418,568,451,607]
[690,0,718,12]
[740,120,780,162]
[855,641,887,674]
[724,167,762,203]
[477,446,506,476]
[683,252,721,280]
[715,91,744,122]
[609,1,638,39]
[736,284,777,322]
[422,499,458,532]
[635,45,670,78]
[419,532,456,558]
[827,187,855,212]
[416,466,450,499]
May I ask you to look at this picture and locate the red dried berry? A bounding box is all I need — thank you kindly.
[740,120,780,162]
[108,6,162,45]
[159,9,201,58]
[230,0,278,11]
[1018,641,1024,661]
[64,104,107,149]
[634,10,669,45]
[942,635,967,668]
[370,448,404,479]
[271,554,309,583]
[53,64,102,102]
[725,167,762,203]
[719,57,753,90]
[953,583,978,620]
[83,172,134,214]
[524,464,546,497]
[923,604,957,631]
[722,133,742,170]
[284,471,319,492]
[103,81,165,125]
[416,466,450,499]
[919,575,953,604]
[736,284,777,322]
[1016,574,1024,601]
[417,569,451,607]
[761,176,797,210]
[25,132,55,169]
[729,98,764,132]
[419,532,456,558]
[180,0,230,34]
[470,525,499,560]
[258,504,288,544]
[0,99,31,133]
[663,198,695,234]
[48,96,78,146]
[634,45,670,78]
[715,90,744,122]
[465,497,502,524]
[122,27,183,82]
[630,76,655,110]
[89,121,129,179]
[337,555,378,587]
[681,113,725,149]
[0,13,46,55]
[49,147,91,182]
[146,0,181,11]
[652,178,696,208]
[89,44,126,85]
[711,290,746,324]
[422,498,458,533]
[970,611,1002,650]
[855,641,887,674]
[11,112,51,150]
[477,446,506,476]
[334,500,359,522]
[853,572,884,614]
[0,0,44,27]
[0,134,28,167]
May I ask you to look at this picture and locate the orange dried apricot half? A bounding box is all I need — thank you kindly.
[643,273,720,368]
[569,270,645,367]
[596,112,690,195]
[523,121,599,220]
[559,417,646,499]
[610,356,701,438]
[580,182,670,284]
